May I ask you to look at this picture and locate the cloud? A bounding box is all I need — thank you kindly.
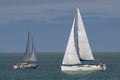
[0,0,120,26]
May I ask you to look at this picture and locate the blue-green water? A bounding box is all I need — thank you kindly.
[0,52,120,80]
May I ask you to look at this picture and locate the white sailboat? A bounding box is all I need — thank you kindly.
[13,32,38,69]
[61,8,106,72]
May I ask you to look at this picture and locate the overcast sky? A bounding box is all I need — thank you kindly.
[0,0,120,52]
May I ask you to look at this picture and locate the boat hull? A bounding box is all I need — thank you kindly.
[61,64,106,72]
[13,63,38,69]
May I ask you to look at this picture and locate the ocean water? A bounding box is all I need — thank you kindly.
[0,52,120,80]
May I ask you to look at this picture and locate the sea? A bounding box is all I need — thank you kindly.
[0,52,120,80]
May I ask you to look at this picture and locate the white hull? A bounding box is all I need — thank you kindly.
[61,64,106,72]
[13,63,38,69]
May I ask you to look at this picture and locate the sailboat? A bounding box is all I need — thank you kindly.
[61,8,106,71]
[13,32,38,69]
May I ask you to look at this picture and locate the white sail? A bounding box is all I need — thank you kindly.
[76,8,94,60]
[23,32,30,62]
[62,17,81,65]
[30,39,37,62]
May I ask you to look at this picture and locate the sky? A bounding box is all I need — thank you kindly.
[0,0,120,53]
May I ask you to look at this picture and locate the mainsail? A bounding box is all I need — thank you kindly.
[23,32,30,62]
[76,8,94,61]
[62,17,81,65]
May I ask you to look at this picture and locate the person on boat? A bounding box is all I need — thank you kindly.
[100,63,103,67]
[13,62,16,65]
